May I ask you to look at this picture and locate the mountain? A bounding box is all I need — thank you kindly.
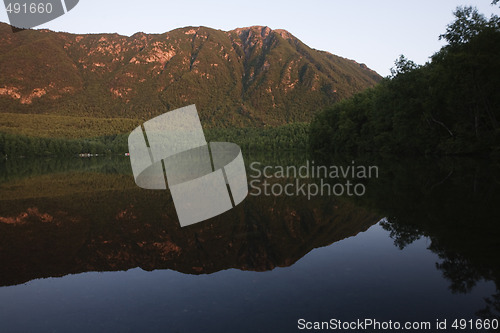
[0,23,381,128]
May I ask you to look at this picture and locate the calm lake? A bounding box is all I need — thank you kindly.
[0,152,499,332]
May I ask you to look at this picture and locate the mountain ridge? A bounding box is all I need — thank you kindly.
[0,22,381,127]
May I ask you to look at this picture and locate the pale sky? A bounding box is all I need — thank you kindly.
[0,0,498,76]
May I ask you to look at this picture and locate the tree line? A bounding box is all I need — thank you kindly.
[0,123,310,158]
[310,6,500,156]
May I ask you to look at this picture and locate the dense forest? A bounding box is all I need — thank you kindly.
[310,6,500,156]
[0,123,309,157]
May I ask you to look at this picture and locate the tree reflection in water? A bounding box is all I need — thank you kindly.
[0,153,499,320]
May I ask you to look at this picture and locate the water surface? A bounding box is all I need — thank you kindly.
[0,153,499,332]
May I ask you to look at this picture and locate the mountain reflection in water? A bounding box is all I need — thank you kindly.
[0,153,499,330]
[0,154,378,286]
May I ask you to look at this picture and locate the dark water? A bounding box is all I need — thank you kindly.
[0,153,499,332]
